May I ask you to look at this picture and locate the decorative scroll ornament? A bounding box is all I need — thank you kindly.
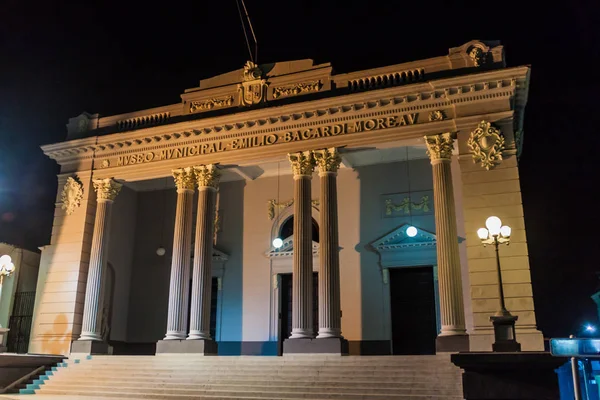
[273,81,322,99]
[385,195,430,216]
[100,159,110,168]
[288,150,315,177]
[313,147,342,174]
[428,110,445,122]
[61,176,84,215]
[424,132,455,161]
[238,61,268,107]
[92,178,122,201]
[214,209,221,244]
[194,164,221,189]
[467,120,505,170]
[172,167,195,191]
[268,199,320,220]
[190,96,234,113]
[468,46,485,67]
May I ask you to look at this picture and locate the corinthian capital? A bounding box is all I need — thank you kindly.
[424,132,455,162]
[288,151,315,177]
[313,148,342,175]
[93,178,122,202]
[172,167,195,192]
[194,164,221,189]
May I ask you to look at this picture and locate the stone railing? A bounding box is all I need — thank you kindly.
[117,112,171,131]
[348,68,424,91]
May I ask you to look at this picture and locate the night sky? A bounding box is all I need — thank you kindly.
[1,0,598,338]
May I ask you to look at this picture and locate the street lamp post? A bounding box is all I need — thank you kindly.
[477,216,521,352]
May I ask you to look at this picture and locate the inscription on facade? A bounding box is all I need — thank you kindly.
[113,112,421,167]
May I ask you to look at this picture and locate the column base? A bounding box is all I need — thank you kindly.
[71,340,111,355]
[156,339,218,355]
[0,345,6,353]
[436,334,470,352]
[283,337,348,355]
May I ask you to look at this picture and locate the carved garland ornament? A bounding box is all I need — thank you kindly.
[288,151,315,176]
[189,96,234,113]
[194,164,221,189]
[267,199,320,220]
[273,81,322,99]
[61,176,84,215]
[467,120,505,170]
[424,133,455,161]
[313,148,341,174]
[92,178,122,201]
[385,196,430,216]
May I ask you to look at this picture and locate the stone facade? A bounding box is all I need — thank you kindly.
[30,40,543,355]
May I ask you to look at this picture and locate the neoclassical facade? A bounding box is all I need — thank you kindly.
[30,40,543,356]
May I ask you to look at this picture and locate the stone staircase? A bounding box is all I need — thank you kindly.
[22,354,464,399]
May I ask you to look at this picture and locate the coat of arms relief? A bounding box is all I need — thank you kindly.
[237,61,268,106]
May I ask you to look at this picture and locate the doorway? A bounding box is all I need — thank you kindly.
[389,266,437,355]
[278,272,318,355]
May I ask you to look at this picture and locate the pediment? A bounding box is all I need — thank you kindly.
[371,224,437,252]
[265,235,319,258]
[213,248,229,261]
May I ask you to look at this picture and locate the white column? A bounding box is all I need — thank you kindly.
[188,164,220,340]
[79,178,121,341]
[164,167,195,340]
[425,133,467,337]
[313,148,342,339]
[288,151,315,339]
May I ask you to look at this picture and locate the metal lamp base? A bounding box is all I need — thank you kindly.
[490,315,521,352]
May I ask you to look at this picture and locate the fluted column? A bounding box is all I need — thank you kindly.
[188,164,220,340]
[164,167,195,340]
[313,148,342,339]
[425,133,467,339]
[288,151,315,339]
[79,178,122,341]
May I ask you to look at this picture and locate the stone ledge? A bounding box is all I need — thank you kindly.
[283,338,348,355]
[156,339,218,355]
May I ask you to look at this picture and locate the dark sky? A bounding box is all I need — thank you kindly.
[0,0,598,338]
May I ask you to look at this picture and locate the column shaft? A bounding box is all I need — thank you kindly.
[80,178,121,341]
[164,168,195,340]
[314,148,342,339]
[425,133,467,337]
[288,151,315,339]
[189,165,220,340]
[80,200,113,340]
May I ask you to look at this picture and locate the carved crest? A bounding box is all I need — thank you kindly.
[61,176,84,215]
[468,46,485,67]
[238,61,268,106]
[467,120,505,170]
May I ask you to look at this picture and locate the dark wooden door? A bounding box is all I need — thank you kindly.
[278,272,318,355]
[389,267,437,355]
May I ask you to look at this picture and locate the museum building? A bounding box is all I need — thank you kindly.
[29,40,543,356]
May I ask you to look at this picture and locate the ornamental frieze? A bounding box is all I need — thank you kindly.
[189,96,234,113]
[267,199,320,220]
[467,120,505,170]
[106,111,422,168]
[273,81,322,99]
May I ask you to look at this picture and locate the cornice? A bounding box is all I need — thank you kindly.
[42,66,528,164]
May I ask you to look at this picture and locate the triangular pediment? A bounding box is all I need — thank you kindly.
[265,235,319,258]
[212,248,229,261]
[371,224,437,252]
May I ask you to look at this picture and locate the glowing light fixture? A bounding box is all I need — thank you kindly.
[586,324,596,333]
[485,216,502,236]
[156,247,166,256]
[273,238,283,249]
[406,226,418,237]
[477,228,489,240]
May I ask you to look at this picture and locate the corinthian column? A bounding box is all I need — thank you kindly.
[79,178,122,341]
[425,133,468,351]
[188,164,220,340]
[163,167,195,340]
[288,151,315,339]
[313,148,342,339]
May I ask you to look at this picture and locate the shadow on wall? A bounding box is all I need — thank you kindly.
[39,314,70,355]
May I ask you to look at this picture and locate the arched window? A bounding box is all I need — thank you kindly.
[279,216,319,243]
